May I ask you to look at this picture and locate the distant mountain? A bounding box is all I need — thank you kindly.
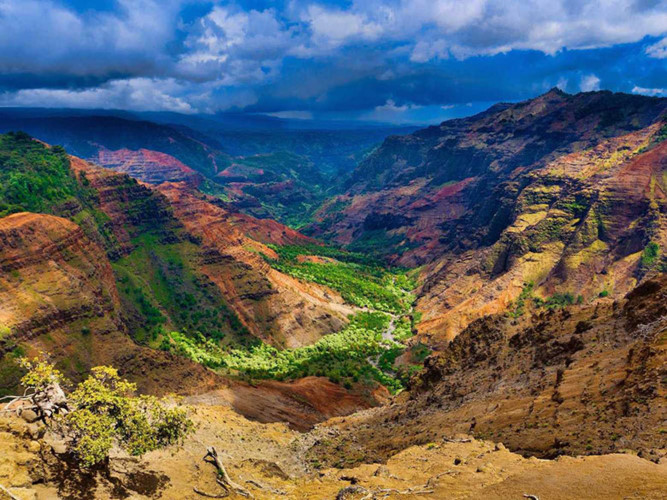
[0,108,416,227]
[135,110,419,174]
[0,111,231,179]
[309,89,667,340]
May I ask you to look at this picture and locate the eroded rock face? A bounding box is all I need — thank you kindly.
[415,127,667,341]
[157,182,354,347]
[311,90,666,343]
[92,148,203,185]
[310,275,667,465]
[0,212,123,346]
[312,90,666,263]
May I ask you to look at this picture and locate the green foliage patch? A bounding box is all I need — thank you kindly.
[264,244,415,314]
[0,132,90,217]
[112,234,249,345]
[19,359,193,467]
[166,312,410,394]
[640,241,660,269]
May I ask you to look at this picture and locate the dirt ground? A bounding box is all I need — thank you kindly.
[3,404,666,500]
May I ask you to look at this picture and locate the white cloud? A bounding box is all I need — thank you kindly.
[632,86,666,97]
[579,74,601,92]
[556,77,569,91]
[0,0,179,76]
[0,78,194,113]
[645,37,667,59]
[410,40,449,63]
[361,99,423,122]
[303,5,383,47]
[179,7,295,85]
[309,0,667,61]
[0,0,665,113]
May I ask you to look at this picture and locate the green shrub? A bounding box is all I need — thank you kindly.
[640,242,660,268]
[168,312,409,394]
[19,360,193,467]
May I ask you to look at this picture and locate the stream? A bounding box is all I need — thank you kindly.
[367,315,399,371]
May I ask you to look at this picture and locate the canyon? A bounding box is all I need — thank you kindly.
[0,89,665,499]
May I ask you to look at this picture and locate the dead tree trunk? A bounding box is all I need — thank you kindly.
[198,446,253,498]
[1,382,69,421]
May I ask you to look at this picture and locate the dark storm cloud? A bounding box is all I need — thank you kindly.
[0,0,664,121]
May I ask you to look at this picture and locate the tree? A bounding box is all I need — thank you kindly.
[4,359,193,468]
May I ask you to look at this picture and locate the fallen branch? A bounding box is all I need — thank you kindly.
[0,483,22,500]
[193,487,228,498]
[203,447,253,498]
[442,437,472,443]
[245,479,286,495]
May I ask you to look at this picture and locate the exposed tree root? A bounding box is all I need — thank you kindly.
[0,382,68,421]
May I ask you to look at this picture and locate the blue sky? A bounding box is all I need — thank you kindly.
[0,0,665,123]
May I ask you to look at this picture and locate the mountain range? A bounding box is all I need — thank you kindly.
[0,89,665,498]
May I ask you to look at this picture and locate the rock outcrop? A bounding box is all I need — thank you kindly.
[92,148,203,185]
[309,275,667,465]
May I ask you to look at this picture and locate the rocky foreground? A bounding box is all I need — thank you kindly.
[2,404,667,500]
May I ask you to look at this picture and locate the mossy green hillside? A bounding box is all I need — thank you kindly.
[264,244,416,314]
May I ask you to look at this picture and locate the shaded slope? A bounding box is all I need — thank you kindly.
[311,90,667,265]
[416,124,667,340]
[309,275,667,466]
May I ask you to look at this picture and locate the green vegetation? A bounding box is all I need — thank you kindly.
[166,312,408,393]
[508,282,535,318]
[163,243,421,393]
[267,243,379,266]
[112,234,249,345]
[534,292,582,310]
[0,132,88,217]
[264,244,416,314]
[214,152,331,229]
[18,358,193,467]
[655,122,667,144]
[640,241,660,269]
[0,323,10,340]
[507,283,587,317]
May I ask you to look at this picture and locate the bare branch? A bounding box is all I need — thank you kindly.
[442,436,472,443]
[202,447,253,498]
[0,483,22,500]
[193,486,228,498]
